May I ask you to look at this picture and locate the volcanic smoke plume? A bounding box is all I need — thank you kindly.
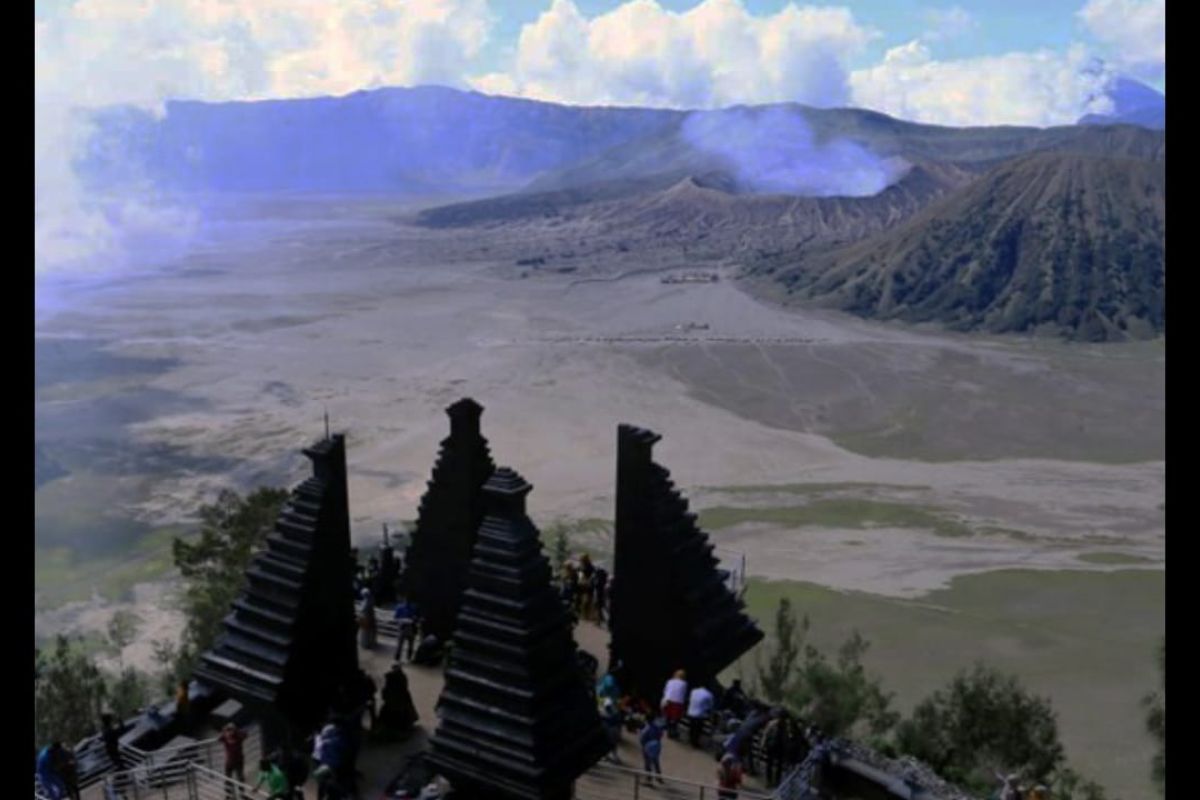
[681,106,910,197]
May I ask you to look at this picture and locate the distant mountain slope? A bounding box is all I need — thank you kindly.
[770,152,1165,341]
[79,84,1163,200]
[418,160,980,265]
[1079,78,1165,129]
[523,108,1164,195]
[79,85,680,195]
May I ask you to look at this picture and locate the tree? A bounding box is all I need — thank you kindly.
[1050,767,1113,800]
[169,487,288,675]
[107,667,149,719]
[754,598,898,739]
[35,635,109,746]
[790,630,899,740]
[1144,638,1165,795]
[547,522,571,573]
[756,597,801,704]
[106,610,141,668]
[895,664,1065,792]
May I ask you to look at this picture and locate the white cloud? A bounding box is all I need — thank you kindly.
[472,0,877,109]
[1078,0,1164,77]
[35,0,495,275]
[849,41,1116,127]
[922,6,976,41]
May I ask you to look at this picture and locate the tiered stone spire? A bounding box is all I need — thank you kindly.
[427,468,610,800]
[196,433,358,746]
[404,398,497,643]
[611,424,764,702]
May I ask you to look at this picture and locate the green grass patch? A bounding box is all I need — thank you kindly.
[732,569,1164,800]
[35,526,187,610]
[697,498,973,538]
[1077,551,1155,565]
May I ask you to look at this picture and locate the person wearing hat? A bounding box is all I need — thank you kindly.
[717,752,745,799]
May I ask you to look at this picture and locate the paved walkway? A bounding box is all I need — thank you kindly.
[346,618,770,798]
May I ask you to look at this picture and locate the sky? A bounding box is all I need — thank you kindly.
[35,0,1164,124]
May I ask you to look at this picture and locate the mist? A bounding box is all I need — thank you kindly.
[681,106,911,197]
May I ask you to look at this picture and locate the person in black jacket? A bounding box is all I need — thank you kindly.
[100,714,124,770]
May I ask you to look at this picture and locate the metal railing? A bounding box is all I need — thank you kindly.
[713,546,749,597]
[99,761,258,800]
[34,727,262,800]
[579,761,776,800]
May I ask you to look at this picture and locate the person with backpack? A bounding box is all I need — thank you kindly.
[717,752,745,799]
[638,717,666,785]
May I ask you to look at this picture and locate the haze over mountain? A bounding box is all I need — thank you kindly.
[78,84,1165,342]
[1079,78,1165,129]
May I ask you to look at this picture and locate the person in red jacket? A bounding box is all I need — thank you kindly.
[219,723,246,798]
[717,752,744,799]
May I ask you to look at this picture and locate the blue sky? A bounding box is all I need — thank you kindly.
[36,0,1163,126]
[478,0,1091,71]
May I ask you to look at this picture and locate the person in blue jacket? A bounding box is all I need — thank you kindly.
[36,742,67,800]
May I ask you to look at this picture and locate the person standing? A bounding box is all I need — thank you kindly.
[253,758,290,800]
[218,723,246,798]
[596,670,620,706]
[175,681,192,730]
[100,714,124,771]
[592,567,609,625]
[578,554,595,620]
[313,764,349,800]
[717,753,744,800]
[393,599,419,661]
[359,591,378,650]
[661,670,688,739]
[601,699,623,764]
[638,717,665,785]
[686,684,715,748]
[763,709,790,786]
[36,742,67,800]
[55,743,81,800]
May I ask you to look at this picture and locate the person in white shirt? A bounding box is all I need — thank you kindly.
[660,670,688,739]
[686,685,715,748]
